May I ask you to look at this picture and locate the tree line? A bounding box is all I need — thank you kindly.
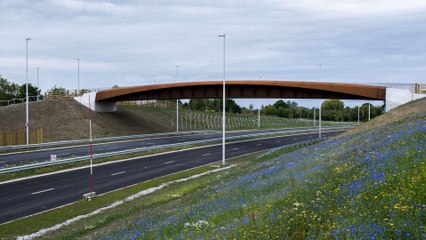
[260,99,383,122]
[184,99,383,122]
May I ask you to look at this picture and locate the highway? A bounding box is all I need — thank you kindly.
[0,127,346,167]
[0,130,343,224]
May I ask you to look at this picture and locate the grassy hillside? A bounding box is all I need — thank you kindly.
[5,98,419,239]
[0,99,175,142]
[91,109,424,239]
[0,99,352,143]
[2,98,424,239]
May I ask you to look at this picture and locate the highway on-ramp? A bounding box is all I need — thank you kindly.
[0,130,343,224]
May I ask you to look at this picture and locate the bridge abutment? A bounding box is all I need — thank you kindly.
[385,88,426,112]
[74,92,117,112]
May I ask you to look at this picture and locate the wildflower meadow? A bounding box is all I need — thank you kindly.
[100,112,425,239]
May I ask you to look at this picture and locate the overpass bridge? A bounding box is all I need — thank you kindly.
[75,80,425,112]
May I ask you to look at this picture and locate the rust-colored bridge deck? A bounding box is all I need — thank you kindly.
[96,80,386,102]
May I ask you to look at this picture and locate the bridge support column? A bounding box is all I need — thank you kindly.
[74,92,117,112]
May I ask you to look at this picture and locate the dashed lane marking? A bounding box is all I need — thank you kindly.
[32,188,55,195]
[111,171,126,176]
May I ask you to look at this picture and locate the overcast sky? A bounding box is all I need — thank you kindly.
[1,0,425,107]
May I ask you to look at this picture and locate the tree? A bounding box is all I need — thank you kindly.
[18,83,42,99]
[274,100,289,109]
[189,99,207,111]
[322,99,344,121]
[0,75,20,100]
[262,105,278,116]
[49,85,66,95]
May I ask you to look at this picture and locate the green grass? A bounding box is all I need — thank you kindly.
[0,142,311,240]
[68,112,424,239]
[3,111,422,239]
[123,105,356,131]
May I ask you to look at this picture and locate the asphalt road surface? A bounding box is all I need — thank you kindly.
[0,127,345,167]
[0,130,343,224]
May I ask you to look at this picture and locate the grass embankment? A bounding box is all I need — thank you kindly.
[0,99,354,143]
[132,105,355,131]
[83,111,423,238]
[2,109,424,239]
[0,143,309,239]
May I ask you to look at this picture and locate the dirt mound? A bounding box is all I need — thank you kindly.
[0,99,174,142]
[343,97,426,136]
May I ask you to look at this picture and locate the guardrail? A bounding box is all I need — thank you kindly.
[0,130,213,152]
[0,127,351,174]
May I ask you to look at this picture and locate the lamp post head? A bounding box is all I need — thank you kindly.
[26,38,32,41]
[218,34,225,38]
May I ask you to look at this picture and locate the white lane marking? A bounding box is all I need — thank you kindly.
[293,138,298,140]
[164,161,175,165]
[276,141,281,143]
[111,171,126,176]
[232,148,239,151]
[17,164,236,240]
[32,188,55,195]
[0,161,5,164]
[202,153,211,157]
[256,144,262,146]
[144,166,148,168]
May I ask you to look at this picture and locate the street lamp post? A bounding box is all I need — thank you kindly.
[319,101,322,139]
[77,58,80,96]
[218,34,226,165]
[368,101,371,121]
[176,65,180,132]
[36,67,39,101]
[258,100,261,129]
[257,76,261,129]
[357,105,360,124]
[26,38,31,145]
[88,95,94,194]
[313,107,316,126]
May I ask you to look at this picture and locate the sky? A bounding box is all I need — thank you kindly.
[1,0,426,108]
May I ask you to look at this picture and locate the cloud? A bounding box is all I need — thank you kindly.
[269,0,426,18]
[0,0,425,92]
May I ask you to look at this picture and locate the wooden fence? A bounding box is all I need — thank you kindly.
[415,84,426,94]
[0,128,43,146]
